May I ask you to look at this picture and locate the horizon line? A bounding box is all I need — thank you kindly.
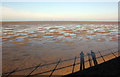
[1,20,118,23]
[1,20,118,21]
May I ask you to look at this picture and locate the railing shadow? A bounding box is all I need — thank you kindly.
[2,47,119,77]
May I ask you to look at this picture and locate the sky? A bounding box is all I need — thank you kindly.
[1,2,118,21]
[1,0,119,2]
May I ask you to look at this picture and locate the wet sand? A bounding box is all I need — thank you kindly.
[2,21,118,75]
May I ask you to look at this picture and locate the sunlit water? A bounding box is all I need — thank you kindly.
[2,22,118,75]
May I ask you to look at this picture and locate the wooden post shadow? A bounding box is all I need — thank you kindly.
[72,56,77,73]
[49,59,61,77]
[80,51,85,70]
[98,51,105,62]
[91,50,98,65]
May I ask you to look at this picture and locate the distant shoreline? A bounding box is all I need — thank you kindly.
[1,21,118,24]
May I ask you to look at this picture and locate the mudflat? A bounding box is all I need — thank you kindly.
[2,21,118,75]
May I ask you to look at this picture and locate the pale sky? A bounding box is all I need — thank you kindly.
[1,2,118,21]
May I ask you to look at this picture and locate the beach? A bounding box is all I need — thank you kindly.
[2,21,118,75]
